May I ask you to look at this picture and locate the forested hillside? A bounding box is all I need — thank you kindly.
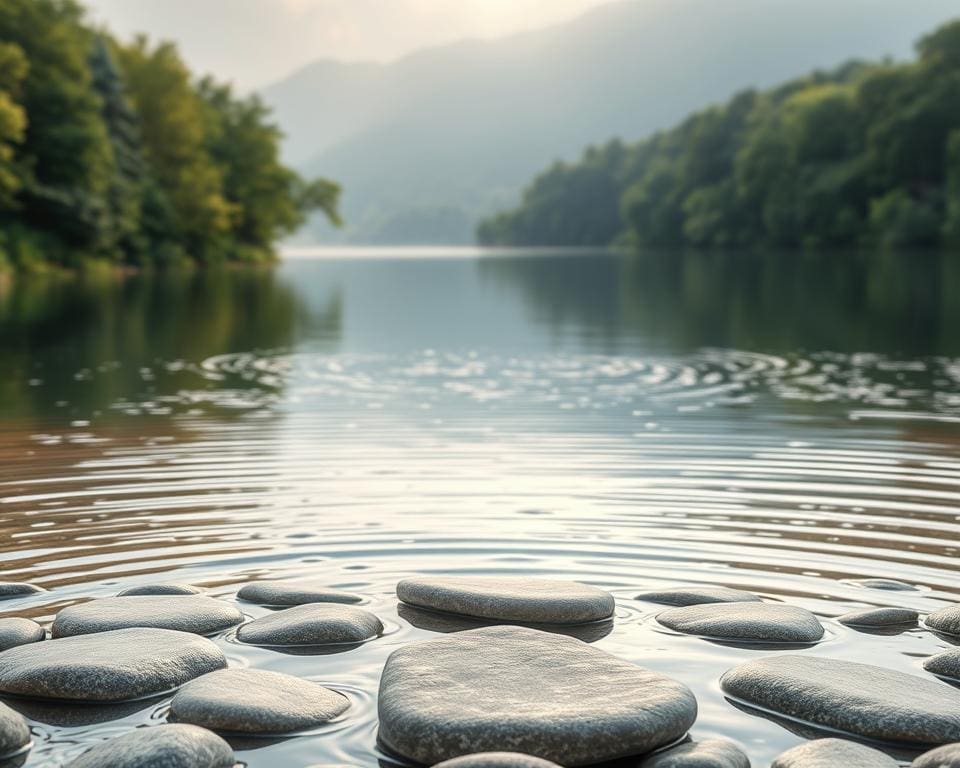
[479,20,960,251]
[0,0,339,271]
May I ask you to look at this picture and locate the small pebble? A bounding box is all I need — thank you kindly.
[923,648,960,682]
[636,587,761,606]
[0,619,44,652]
[237,604,383,646]
[237,581,362,606]
[0,583,45,601]
[913,743,960,767]
[771,738,897,767]
[849,578,916,591]
[927,605,960,637]
[65,724,234,768]
[117,583,202,596]
[837,607,918,627]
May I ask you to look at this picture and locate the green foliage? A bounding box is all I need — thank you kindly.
[479,18,960,252]
[0,0,340,269]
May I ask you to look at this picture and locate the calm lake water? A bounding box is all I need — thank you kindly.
[1,248,959,766]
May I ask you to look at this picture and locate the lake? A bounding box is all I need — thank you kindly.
[0,248,959,766]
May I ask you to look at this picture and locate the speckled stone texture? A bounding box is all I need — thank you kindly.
[927,605,960,637]
[721,655,960,745]
[237,604,382,646]
[0,583,44,601]
[913,743,960,767]
[0,619,44,652]
[924,649,960,681]
[51,596,243,638]
[0,627,226,702]
[378,625,697,766]
[770,738,897,767]
[837,606,918,627]
[117,583,202,596]
[657,603,823,643]
[433,754,560,768]
[171,668,349,733]
[636,587,761,607]
[639,738,750,767]
[0,702,30,760]
[66,724,234,768]
[237,581,362,606]
[396,576,614,625]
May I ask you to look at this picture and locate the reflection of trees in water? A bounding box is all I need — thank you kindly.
[0,267,342,420]
[480,251,960,356]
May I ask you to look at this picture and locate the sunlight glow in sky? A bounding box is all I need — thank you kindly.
[83,0,613,90]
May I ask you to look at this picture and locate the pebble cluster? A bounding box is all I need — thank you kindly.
[0,576,957,767]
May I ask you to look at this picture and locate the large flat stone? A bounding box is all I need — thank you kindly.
[66,724,234,768]
[721,655,960,745]
[51,596,243,638]
[237,581,362,606]
[913,743,960,767]
[0,702,30,760]
[636,587,761,607]
[170,668,349,733]
[837,607,918,627]
[927,606,960,637]
[924,649,960,682]
[657,603,824,643]
[378,625,697,766]
[434,755,560,768]
[0,627,226,702]
[770,738,897,767]
[0,619,44,652]
[640,739,750,767]
[117,583,202,596]
[237,604,382,646]
[396,576,614,625]
[0,583,45,601]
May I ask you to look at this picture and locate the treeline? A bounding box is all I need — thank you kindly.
[479,20,960,251]
[0,0,340,270]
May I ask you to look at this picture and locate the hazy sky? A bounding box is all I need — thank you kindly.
[83,0,611,90]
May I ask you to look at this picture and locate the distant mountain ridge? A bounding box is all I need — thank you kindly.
[262,0,960,244]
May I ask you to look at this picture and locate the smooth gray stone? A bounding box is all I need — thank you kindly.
[66,724,234,768]
[396,576,614,625]
[924,649,960,681]
[837,606,918,627]
[237,581,362,606]
[770,738,897,767]
[51,596,243,638]
[850,578,915,591]
[237,604,382,646]
[927,606,960,637]
[0,619,44,652]
[640,739,750,767]
[378,625,697,766]
[0,584,45,601]
[117,583,202,596]
[0,627,226,702]
[913,743,960,767]
[657,603,824,643]
[170,668,348,733]
[0,702,30,760]
[434,754,560,768]
[636,587,762,607]
[721,655,960,745]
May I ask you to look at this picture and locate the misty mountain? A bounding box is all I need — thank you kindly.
[262,0,960,245]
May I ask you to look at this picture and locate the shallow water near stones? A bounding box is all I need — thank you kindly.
[0,250,959,766]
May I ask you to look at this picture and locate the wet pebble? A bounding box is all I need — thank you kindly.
[636,587,761,607]
[0,619,44,652]
[0,702,30,761]
[117,583,202,596]
[396,576,615,625]
[770,738,897,767]
[850,578,916,591]
[378,625,697,766]
[913,743,960,767]
[0,583,45,601]
[0,627,226,701]
[657,602,824,643]
[433,755,560,768]
[924,648,960,682]
[927,605,960,637]
[51,596,243,638]
[170,668,349,733]
[640,739,750,767]
[721,655,960,745]
[66,724,234,768]
[237,581,362,606]
[837,606,918,627]
[237,604,382,646]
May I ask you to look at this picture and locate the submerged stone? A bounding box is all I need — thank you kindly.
[0,702,30,761]
[837,607,918,627]
[850,578,916,591]
[236,604,382,646]
[434,755,560,768]
[117,583,202,596]
[51,596,243,638]
[640,739,750,767]
[237,581,362,606]
[0,584,45,601]
[170,668,349,733]
[636,587,762,607]
[396,576,614,625]
[657,602,824,643]
[0,627,226,702]
[66,724,234,768]
[378,625,697,766]
[770,738,897,767]
[913,743,960,767]
[927,606,960,637]
[0,619,44,652]
[721,655,960,745]
[924,649,960,682]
